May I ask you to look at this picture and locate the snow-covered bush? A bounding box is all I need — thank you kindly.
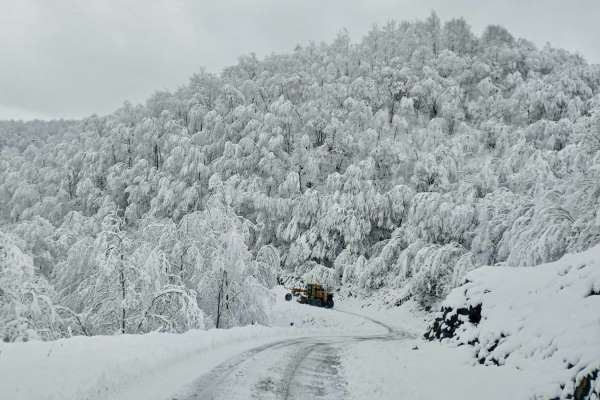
[0,233,61,341]
[409,243,468,307]
[298,261,337,289]
[180,204,275,328]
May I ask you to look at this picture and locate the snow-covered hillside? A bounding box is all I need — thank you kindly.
[426,243,600,399]
[3,4,600,400]
[3,12,600,341]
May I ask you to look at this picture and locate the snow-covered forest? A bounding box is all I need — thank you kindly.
[2,12,600,342]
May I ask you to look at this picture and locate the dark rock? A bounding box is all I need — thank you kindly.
[456,308,469,316]
[586,287,600,297]
[468,303,482,324]
[574,370,598,400]
[487,339,500,353]
[424,303,483,341]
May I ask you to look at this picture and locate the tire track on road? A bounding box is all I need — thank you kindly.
[170,310,412,400]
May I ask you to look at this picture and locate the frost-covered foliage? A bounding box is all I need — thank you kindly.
[2,13,600,338]
[0,233,60,342]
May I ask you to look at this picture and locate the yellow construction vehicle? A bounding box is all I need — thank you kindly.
[284,283,334,308]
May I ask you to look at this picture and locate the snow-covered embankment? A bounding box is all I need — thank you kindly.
[426,244,600,399]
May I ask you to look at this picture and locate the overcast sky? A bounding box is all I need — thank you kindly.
[1,0,599,120]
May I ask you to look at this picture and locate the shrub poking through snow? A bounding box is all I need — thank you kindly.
[425,244,600,399]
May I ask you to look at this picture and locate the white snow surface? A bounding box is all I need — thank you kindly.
[0,287,383,400]
[337,290,540,399]
[339,288,429,334]
[439,243,600,398]
[2,262,598,400]
[1,325,289,400]
[341,338,541,400]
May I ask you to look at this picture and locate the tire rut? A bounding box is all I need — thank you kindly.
[279,343,345,400]
[170,311,411,400]
[171,338,309,400]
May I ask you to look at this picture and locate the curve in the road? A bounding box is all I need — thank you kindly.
[170,309,411,400]
[335,308,416,339]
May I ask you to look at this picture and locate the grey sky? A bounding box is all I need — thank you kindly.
[1,0,599,120]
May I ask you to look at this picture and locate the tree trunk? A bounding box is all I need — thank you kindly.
[120,254,126,334]
[216,269,227,329]
[153,143,161,169]
[127,137,132,168]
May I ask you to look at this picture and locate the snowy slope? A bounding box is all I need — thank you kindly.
[4,15,600,342]
[341,338,543,400]
[427,243,600,399]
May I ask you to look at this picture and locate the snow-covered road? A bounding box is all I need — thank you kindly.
[1,288,556,400]
[170,310,411,400]
[173,336,348,400]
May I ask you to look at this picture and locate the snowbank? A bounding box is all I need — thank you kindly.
[337,287,429,336]
[0,287,384,400]
[342,338,542,400]
[0,325,293,400]
[427,244,600,399]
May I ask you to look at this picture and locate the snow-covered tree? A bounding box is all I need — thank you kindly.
[2,13,600,339]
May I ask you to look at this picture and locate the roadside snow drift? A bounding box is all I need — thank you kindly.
[0,325,295,400]
[427,243,600,399]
